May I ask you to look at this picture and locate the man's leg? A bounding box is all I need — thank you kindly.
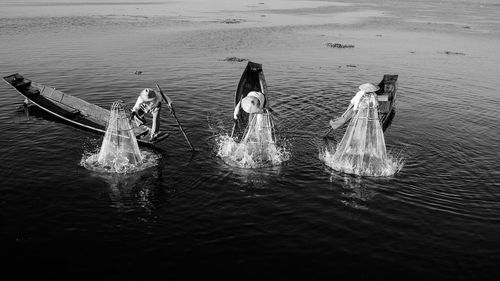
[150,106,161,138]
[132,112,151,138]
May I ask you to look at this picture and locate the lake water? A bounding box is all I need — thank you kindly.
[1,0,499,279]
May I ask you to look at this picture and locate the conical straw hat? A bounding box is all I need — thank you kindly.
[358,83,380,92]
[241,91,265,114]
[140,88,160,103]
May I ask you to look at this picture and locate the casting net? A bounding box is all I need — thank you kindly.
[217,110,289,168]
[322,93,397,176]
[97,100,143,170]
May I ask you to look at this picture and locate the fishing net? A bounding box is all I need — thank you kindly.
[325,93,394,176]
[242,111,275,145]
[97,100,143,171]
[217,109,288,168]
[235,111,277,164]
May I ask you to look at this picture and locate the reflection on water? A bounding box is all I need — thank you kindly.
[80,134,164,211]
[228,164,283,191]
[90,164,166,212]
[327,170,376,209]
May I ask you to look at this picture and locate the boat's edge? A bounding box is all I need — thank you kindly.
[377,74,398,131]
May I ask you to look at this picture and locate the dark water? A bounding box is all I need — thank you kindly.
[1,0,499,279]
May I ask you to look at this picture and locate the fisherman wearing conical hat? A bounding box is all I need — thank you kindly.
[329,82,380,130]
[351,83,380,111]
[130,88,162,140]
[231,91,268,140]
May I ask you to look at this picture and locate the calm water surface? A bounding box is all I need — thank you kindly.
[1,0,499,279]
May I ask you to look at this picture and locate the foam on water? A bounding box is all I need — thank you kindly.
[320,146,404,177]
[216,134,290,168]
[81,149,160,174]
[215,113,290,168]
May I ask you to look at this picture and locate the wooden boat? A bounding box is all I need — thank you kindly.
[329,74,398,132]
[3,73,169,145]
[375,74,398,131]
[233,61,269,136]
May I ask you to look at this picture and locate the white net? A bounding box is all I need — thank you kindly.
[97,100,143,171]
[242,112,275,144]
[238,111,276,163]
[217,110,289,168]
[324,93,395,176]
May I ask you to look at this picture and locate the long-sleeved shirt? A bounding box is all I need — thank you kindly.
[132,95,161,114]
[350,90,366,111]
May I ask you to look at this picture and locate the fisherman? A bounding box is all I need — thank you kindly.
[329,82,380,130]
[233,90,274,144]
[130,88,162,140]
[232,91,267,138]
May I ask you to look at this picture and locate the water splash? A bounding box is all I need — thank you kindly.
[81,100,160,173]
[81,149,160,174]
[215,112,290,168]
[320,93,404,177]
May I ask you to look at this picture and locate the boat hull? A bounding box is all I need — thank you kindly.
[3,73,166,145]
[376,74,398,132]
[233,61,269,137]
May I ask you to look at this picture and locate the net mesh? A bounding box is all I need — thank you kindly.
[328,93,392,176]
[237,111,277,162]
[242,111,275,144]
[97,100,143,170]
[217,109,289,168]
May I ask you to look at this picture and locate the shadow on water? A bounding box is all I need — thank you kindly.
[320,131,403,209]
[14,103,49,120]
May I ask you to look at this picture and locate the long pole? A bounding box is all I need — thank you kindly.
[324,127,333,138]
[156,84,195,151]
[230,122,236,138]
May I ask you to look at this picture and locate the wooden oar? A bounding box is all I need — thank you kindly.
[324,127,333,138]
[155,84,195,151]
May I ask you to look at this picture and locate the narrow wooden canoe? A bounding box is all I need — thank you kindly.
[375,74,398,131]
[3,73,168,145]
[233,61,269,136]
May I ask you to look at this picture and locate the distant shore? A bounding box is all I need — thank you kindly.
[1,0,498,37]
